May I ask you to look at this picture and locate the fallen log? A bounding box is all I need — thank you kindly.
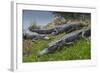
[38,27,90,56]
[29,23,84,35]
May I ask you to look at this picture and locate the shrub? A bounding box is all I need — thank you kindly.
[28,21,40,30]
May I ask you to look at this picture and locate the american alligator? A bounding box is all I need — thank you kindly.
[23,30,48,41]
[38,27,90,56]
[29,23,84,35]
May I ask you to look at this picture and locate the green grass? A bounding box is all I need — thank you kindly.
[23,33,91,62]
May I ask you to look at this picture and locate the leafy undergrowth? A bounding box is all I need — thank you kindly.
[23,33,91,62]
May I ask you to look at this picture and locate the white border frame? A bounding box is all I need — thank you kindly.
[11,1,97,72]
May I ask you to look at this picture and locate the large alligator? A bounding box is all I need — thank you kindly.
[29,28,54,34]
[23,30,48,41]
[29,23,84,35]
[52,23,84,35]
[38,27,90,56]
[82,26,91,37]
